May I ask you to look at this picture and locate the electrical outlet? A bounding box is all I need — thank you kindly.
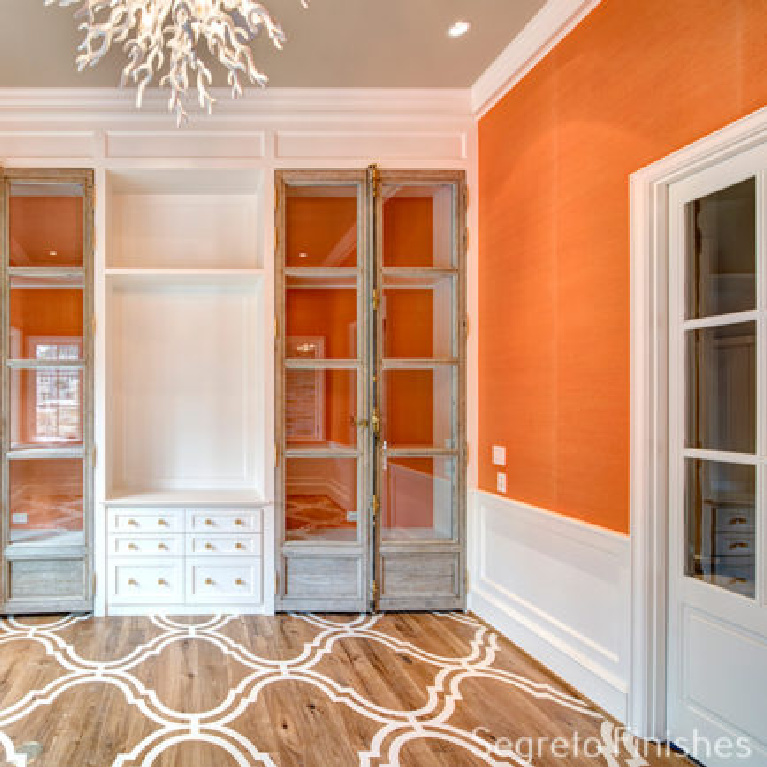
[12,512,28,525]
[347,510,358,522]
[492,445,506,466]
[496,472,507,494]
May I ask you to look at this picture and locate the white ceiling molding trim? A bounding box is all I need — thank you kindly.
[471,0,603,118]
[0,87,472,124]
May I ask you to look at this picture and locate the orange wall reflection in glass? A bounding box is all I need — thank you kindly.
[10,197,83,267]
[479,0,767,533]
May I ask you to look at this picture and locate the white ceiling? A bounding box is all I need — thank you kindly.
[0,0,545,88]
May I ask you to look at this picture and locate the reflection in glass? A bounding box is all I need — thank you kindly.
[285,457,357,541]
[285,185,357,268]
[9,276,83,360]
[382,184,454,268]
[382,274,455,358]
[9,182,84,268]
[685,322,755,454]
[8,458,84,545]
[685,459,755,598]
[285,279,357,359]
[685,178,755,319]
[381,368,455,448]
[285,368,356,449]
[381,456,454,540]
[10,368,83,450]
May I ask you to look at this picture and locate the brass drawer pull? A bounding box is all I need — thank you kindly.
[730,516,748,526]
[235,578,245,586]
[235,518,244,526]
[729,541,749,550]
[127,519,138,526]
[128,578,138,586]
[128,543,138,551]
[235,542,246,551]
[158,578,168,586]
[158,543,168,551]
[205,542,214,550]
[205,518,214,526]
[205,578,214,586]
[158,518,169,527]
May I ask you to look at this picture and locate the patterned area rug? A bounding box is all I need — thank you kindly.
[0,612,684,766]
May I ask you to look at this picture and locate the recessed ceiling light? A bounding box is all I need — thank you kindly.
[448,20,471,38]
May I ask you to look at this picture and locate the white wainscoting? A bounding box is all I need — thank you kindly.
[468,490,631,721]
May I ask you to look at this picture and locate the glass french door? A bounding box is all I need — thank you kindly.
[668,145,767,765]
[275,168,466,611]
[1,169,94,614]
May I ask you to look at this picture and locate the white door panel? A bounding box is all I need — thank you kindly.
[668,143,767,766]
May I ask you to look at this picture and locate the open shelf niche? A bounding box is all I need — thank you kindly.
[104,168,267,504]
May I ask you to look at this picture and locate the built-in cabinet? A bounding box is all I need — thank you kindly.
[101,169,271,614]
[0,169,94,613]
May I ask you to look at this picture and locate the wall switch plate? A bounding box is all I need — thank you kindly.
[12,512,28,525]
[496,472,507,494]
[492,445,506,466]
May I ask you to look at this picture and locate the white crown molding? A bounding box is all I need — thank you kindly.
[471,0,603,118]
[0,87,473,124]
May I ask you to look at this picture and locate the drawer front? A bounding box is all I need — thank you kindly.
[186,535,261,556]
[108,508,184,534]
[110,535,182,557]
[186,558,262,603]
[714,531,755,558]
[716,507,755,531]
[187,510,261,534]
[109,558,184,604]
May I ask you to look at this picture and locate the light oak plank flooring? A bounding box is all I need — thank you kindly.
[0,612,689,766]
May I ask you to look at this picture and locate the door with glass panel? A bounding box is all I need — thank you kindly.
[373,171,466,610]
[668,147,767,765]
[275,171,372,611]
[275,168,466,611]
[1,170,93,614]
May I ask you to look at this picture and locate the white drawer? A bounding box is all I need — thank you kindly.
[186,534,261,556]
[187,509,261,534]
[109,558,184,604]
[108,508,184,534]
[109,535,182,556]
[186,558,262,603]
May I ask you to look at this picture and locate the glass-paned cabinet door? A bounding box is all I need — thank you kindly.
[1,171,93,614]
[276,172,371,612]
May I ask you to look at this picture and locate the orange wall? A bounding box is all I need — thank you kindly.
[478,0,767,533]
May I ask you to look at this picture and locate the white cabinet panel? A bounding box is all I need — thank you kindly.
[109,558,184,604]
[186,558,262,604]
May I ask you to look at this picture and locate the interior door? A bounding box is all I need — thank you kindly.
[1,170,94,614]
[372,171,466,610]
[668,144,767,764]
[275,171,372,611]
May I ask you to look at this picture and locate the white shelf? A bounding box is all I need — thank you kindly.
[105,489,269,507]
[105,268,264,283]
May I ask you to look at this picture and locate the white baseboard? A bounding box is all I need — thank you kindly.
[468,490,631,722]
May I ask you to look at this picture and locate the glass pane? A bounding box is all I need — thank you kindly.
[8,458,84,545]
[381,456,454,541]
[286,185,358,268]
[286,276,357,360]
[9,275,83,360]
[381,367,455,449]
[9,182,84,268]
[285,456,357,542]
[685,458,755,598]
[685,322,755,453]
[382,184,455,268]
[9,368,83,450]
[285,368,356,449]
[685,177,755,319]
[382,274,455,358]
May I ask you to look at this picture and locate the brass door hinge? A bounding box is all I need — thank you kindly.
[368,163,381,198]
[372,288,380,311]
[275,569,280,595]
[92,572,97,594]
[371,580,379,600]
[372,494,380,521]
[464,227,470,253]
[274,224,280,252]
[90,445,98,468]
[274,316,279,340]
[370,409,380,437]
[275,442,280,468]
[463,313,469,338]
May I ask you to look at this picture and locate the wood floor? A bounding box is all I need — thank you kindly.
[0,612,688,766]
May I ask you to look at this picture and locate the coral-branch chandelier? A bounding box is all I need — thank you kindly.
[47,0,309,125]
